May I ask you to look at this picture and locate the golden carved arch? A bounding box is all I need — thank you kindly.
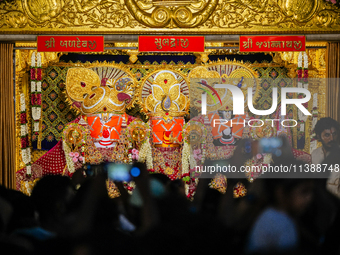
[0,0,340,33]
[22,0,65,23]
[124,0,218,28]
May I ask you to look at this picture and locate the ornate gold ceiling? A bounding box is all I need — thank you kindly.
[1,0,340,34]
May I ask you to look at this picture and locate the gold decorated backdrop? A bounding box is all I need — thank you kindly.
[1,0,340,34]
[14,47,327,172]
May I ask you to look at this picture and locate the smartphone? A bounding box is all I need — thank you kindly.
[258,137,283,156]
[107,163,141,182]
[107,163,132,182]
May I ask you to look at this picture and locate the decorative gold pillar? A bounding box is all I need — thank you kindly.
[0,43,16,189]
[326,42,340,122]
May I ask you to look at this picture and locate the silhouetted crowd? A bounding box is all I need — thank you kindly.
[1,138,340,255]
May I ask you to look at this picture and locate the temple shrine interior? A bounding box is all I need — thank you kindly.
[1,0,340,254]
[13,43,328,197]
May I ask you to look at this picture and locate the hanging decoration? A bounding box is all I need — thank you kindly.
[138,139,153,171]
[310,93,318,152]
[181,121,206,199]
[209,174,228,194]
[30,52,42,147]
[20,93,32,175]
[126,119,153,170]
[297,52,309,149]
[244,153,272,182]
[15,55,323,198]
[62,123,87,173]
[233,182,247,198]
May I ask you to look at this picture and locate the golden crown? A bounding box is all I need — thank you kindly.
[140,69,190,117]
[66,66,137,114]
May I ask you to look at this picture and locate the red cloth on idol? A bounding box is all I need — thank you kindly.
[16,115,136,190]
[16,140,67,190]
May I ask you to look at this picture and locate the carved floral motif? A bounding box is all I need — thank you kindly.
[0,0,339,32]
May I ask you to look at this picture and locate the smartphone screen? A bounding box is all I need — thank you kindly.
[259,137,283,155]
[107,163,132,182]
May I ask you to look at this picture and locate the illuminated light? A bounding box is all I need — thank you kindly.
[131,167,140,177]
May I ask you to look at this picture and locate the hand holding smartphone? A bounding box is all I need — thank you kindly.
[107,163,141,182]
[257,137,283,156]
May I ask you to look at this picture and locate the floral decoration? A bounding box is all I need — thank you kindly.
[181,121,207,199]
[20,93,32,175]
[30,52,42,139]
[244,153,272,182]
[325,0,339,6]
[138,138,154,170]
[62,122,87,173]
[297,52,308,149]
[131,148,139,160]
[310,93,318,152]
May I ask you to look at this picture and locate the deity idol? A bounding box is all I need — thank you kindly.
[17,66,151,196]
[188,63,258,163]
[186,62,311,195]
[139,69,190,181]
[62,66,154,196]
[186,63,258,194]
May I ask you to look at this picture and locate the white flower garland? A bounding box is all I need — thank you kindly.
[31,52,36,67]
[303,52,308,69]
[33,121,40,132]
[303,52,308,92]
[31,81,36,93]
[20,93,32,175]
[20,93,26,112]
[21,124,28,136]
[263,154,272,165]
[21,148,32,165]
[32,107,41,122]
[298,52,302,68]
[37,52,42,67]
[36,81,42,92]
[181,142,191,196]
[31,81,42,94]
[311,93,318,129]
[138,138,153,170]
[310,93,318,153]
[297,52,309,126]
[31,52,42,136]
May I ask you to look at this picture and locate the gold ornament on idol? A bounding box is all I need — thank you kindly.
[65,66,137,114]
[141,69,189,117]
